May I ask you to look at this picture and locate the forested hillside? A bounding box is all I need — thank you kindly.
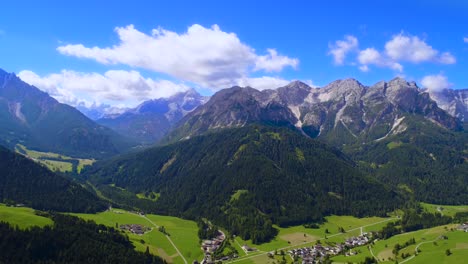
[0,145,106,212]
[84,125,400,243]
[0,213,164,264]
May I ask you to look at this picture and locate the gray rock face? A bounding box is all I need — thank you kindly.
[427,88,468,122]
[97,89,208,143]
[168,78,463,144]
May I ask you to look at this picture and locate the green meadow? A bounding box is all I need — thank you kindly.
[72,209,201,264]
[331,224,468,264]
[2,201,467,264]
[15,144,94,173]
[231,215,396,264]
[0,204,53,229]
[421,203,468,217]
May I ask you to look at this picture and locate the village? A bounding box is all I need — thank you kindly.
[200,230,242,264]
[277,233,372,264]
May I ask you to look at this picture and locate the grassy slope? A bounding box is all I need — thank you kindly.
[15,144,94,173]
[0,204,53,228]
[73,209,201,264]
[421,203,468,217]
[332,224,468,264]
[232,215,396,264]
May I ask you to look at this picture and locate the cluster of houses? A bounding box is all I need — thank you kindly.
[457,223,468,232]
[344,234,370,248]
[201,231,226,254]
[286,233,372,263]
[120,224,151,235]
[201,231,235,264]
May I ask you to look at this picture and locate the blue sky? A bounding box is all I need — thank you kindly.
[1,0,467,108]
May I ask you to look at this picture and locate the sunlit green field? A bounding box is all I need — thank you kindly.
[231,215,397,264]
[2,201,467,264]
[73,209,201,264]
[331,224,468,264]
[15,144,94,173]
[0,203,53,229]
[421,203,468,217]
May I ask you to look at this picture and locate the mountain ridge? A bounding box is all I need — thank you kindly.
[165,77,463,144]
[0,68,135,158]
[97,88,208,143]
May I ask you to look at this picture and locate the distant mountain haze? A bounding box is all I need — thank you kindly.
[96,88,208,144]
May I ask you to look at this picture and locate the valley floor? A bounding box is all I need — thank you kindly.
[1,203,467,264]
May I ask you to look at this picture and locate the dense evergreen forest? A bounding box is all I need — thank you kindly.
[0,146,107,212]
[0,213,164,264]
[345,116,468,204]
[84,125,401,243]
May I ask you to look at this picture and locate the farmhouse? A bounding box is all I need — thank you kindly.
[457,223,468,232]
[241,244,258,252]
[119,224,150,235]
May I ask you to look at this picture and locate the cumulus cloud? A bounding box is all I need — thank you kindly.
[254,49,298,72]
[331,33,456,72]
[328,35,358,65]
[57,24,298,88]
[18,70,189,108]
[237,76,291,90]
[421,74,452,92]
[358,48,403,72]
[385,33,455,64]
[465,37,468,43]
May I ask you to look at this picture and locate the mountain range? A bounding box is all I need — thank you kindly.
[0,69,135,158]
[96,88,208,143]
[166,78,463,144]
[1,66,467,244]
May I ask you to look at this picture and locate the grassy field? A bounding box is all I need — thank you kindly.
[331,224,468,264]
[41,159,73,172]
[147,214,203,261]
[3,201,467,264]
[231,215,397,264]
[15,144,94,173]
[72,209,201,264]
[421,203,468,217]
[0,203,53,229]
[76,158,95,173]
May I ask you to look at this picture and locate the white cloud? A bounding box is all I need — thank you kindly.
[385,33,455,64]
[57,24,298,88]
[357,48,403,72]
[18,70,189,108]
[254,49,298,72]
[464,37,468,43]
[237,76,291,90]
[421,74,452,92]
[333,33,456,72]
[328,35,358,65]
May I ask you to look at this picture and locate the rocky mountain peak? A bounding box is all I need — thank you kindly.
[284,80,312,90]
[388,77,418,89]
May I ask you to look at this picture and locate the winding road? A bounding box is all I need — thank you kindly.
[399,239,438,264]
[138,214,188,264]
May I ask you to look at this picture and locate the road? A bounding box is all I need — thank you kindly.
[227,218,397,263]
[138,214,188,264]
[368,245,378,262]
[399,239,438,264]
